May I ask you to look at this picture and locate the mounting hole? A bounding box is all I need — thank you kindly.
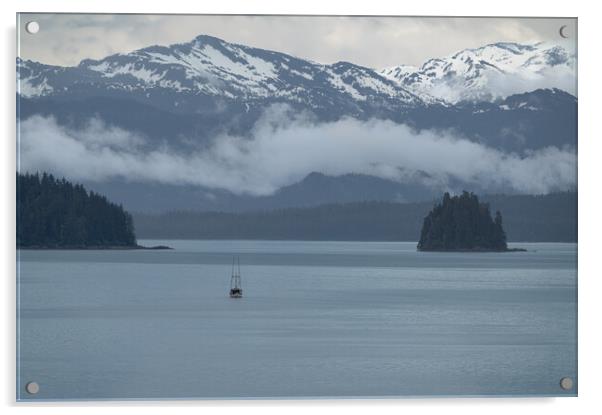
[25,381,39,394]
[559,25,571,39]
[559,377,573,390]
[25,21,39,35]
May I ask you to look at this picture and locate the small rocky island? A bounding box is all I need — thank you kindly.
[418,191,522,252]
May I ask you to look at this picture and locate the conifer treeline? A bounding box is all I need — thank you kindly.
[17,172,137,248]
[132,191,576,242]
[418,191,507,251]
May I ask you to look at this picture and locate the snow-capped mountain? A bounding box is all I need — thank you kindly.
[17,34,427,115]
[17,36,576,114]
[17,35,577,156]
[16,35,577,212]
[380,42,576,103]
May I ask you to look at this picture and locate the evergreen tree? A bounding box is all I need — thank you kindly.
[493,210,507,249]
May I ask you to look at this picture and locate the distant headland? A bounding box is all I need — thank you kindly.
[418,191,525,252]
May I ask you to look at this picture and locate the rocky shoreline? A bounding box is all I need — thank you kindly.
[18,244,173,250]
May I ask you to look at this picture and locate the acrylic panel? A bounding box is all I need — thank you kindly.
[16,14,578,401]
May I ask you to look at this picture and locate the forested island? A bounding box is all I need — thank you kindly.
[418,191,520,252]
[17,172,144,249]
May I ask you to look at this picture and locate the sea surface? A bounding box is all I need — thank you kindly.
[17,241,577,400]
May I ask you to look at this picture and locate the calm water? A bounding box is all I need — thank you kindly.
[17,241,577,400]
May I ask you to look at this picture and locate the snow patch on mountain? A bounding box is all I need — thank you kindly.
[17,34,429,113]
[380,42,576,103]
[17,59,55,98]
[17,36,575,116]
[18,77,54,98]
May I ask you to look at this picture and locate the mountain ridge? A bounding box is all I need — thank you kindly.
[82,170,576,214]
[17,36,577,212]
[380,41,575,103]
[19,36,575,108]
[18,34,429,111]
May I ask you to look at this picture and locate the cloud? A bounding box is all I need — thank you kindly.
[486,63,577,99]
[18,111,576,196]
[421,63,577,103]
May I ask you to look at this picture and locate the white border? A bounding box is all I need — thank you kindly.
[3,0,601,413]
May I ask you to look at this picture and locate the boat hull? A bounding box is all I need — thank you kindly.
[229,289,243,298]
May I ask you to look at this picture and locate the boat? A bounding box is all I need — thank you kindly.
[229,256,243,298]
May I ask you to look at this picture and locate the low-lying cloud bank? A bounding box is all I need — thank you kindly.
[18,111,576,196]
[425,63,576,103]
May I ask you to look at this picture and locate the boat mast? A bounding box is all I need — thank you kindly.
[236,256,241,289]
[230,257,235,289]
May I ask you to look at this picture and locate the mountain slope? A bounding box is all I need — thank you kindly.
[17,36,577,211]
[18,86,577,156]
[18,34,427,117]
[18,36,577,155]
[83,172,443,213]
[83,169,576,214]
[380,42,576,103]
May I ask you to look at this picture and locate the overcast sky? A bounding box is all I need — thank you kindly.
[18,14,576,68]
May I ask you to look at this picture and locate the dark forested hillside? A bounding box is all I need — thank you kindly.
[418,192,507,251]
[133,192,577,242]
[17,172,137,248]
